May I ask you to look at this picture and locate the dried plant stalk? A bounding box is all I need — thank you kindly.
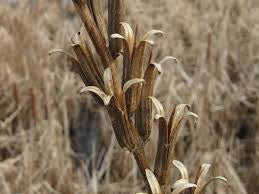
[90,0,107,41]
[56,1,199,193]
[136,63,159,141]
[72,43,100,88]
[12,83,19,110]
[206,32,212,65]
[12,83,19,132]
[72,0,122,99]
[30,88,37,123]
[72,0,109,67]
[108,0,125,58]
[126,41,149,114]
[154,117,169,188]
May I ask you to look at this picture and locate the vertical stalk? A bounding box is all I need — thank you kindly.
[154,117,169,193]
[12,83,19,132]
[90,0,107,41]
[206,32,212,65]
[30,88,37,124]
[108,0,125,59]
[133,147,151,191]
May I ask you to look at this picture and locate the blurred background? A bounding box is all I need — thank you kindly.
[0,0,258,193]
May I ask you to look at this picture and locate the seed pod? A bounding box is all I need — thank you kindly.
[72,44,99,88]
[72,0,110,68]
[168,104,190,144]
[106,97,130,148]
[74,30,104,89]
[168,104,198,166]
[110,32,132,85]
[154,117,169,185]
[108,0,125,58]
[103,67,114,95]
[48,49,88,85]
[90,0,107,42]
[123,78,145,93]
[135,63,161,141]
[126,41,148,114]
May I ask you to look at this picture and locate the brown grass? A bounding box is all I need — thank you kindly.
[0,0,258,193]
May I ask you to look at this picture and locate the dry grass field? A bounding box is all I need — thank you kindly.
[0,0,258,193]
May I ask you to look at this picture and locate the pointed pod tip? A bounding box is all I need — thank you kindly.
[103,96,112,106]
[79,86,112,106]
[48,49,75,60]
[79,87,88,94]
[173,160,189,180]
[123,78,145,93]
[200,176,228,192]
[148,96,165,119]
[143,30,164,40]
[151,63,163,73]
[48,49,62,56]
[186,111,198,120]
[119,22,131,27]
[71,30,82,45]
[172,183,197,194]
[158,56,179,65]
[119,22,134,33]
[145,169,162,194]
[70,43,80,48]
[110,33,125,39]
[215,176,228,183]
[139,39,155,46]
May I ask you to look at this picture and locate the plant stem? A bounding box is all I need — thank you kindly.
[133,147,151,191]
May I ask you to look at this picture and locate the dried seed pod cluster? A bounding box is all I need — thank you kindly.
[142,161,227,194]
[50,0,203,193]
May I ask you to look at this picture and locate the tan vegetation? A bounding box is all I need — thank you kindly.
[0,0,258,193]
